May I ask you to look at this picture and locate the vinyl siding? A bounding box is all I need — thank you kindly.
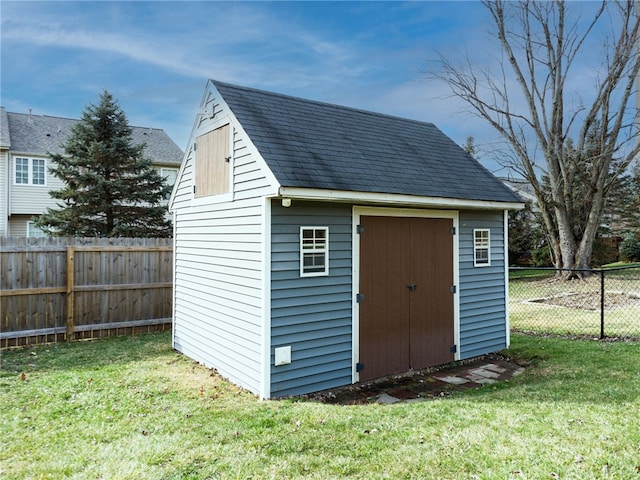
[9,155,66,215]
[172,121,276,397]
[270,202,352,397]
[7,155,172,222]
[458,211,507,358]
[171,148,194,210]
[8,215,32,236]
[0,151,7,235]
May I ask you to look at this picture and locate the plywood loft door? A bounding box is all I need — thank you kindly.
[195,124,230,198]
[358,216,455,382]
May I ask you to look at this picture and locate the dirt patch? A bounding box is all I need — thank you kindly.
[530,292,640,311]
[294,354,522,405]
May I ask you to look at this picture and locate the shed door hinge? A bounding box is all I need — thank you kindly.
[451,227,456,235]
[450,345,457,353]
[356,362,365,372]
[450,285,457,294]
[356,293,365,303]
[356,225,365,234]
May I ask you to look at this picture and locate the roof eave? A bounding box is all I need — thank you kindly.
[277,187,525,210]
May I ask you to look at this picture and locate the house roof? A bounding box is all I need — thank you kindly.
[3,110,183,166]
[500,177,538,204]
[0,107,10,149]
[213,80,522,204]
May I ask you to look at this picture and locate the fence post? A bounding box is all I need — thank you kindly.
[600,269,605,339]
[66,246,75,341]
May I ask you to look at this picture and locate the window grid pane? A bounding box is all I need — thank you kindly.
[32,159,45,185]
[16,158,29,184]
[474,229,491,266]
[300,227,329,276]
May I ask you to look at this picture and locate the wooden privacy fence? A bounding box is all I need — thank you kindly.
[1,237,173,347]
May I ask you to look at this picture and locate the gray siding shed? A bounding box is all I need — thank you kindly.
[270,202,352,397]
[458,211,509,358]
[170,80,523,399]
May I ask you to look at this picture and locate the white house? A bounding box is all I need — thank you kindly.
[0,107,183,236]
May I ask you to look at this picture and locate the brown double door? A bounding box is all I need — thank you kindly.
[358,216,454,382]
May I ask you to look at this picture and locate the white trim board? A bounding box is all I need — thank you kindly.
[260,197,272,399]
[280,187,524,211]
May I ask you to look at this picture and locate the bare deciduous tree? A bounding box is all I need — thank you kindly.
[432,0,640,275]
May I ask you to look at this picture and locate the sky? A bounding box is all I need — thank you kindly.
[0,1,622,176]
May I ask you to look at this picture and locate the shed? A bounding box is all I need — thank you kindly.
[169,80,524,399]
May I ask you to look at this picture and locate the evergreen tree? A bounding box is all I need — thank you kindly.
[619,232,640,263]
[36,91,172,237]
[609,163,640,236]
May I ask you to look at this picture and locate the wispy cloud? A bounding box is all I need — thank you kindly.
[2,3,366,89]
[0,0,507,163]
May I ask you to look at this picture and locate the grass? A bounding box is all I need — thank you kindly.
[2,332,640,479]
[602,262,640,269]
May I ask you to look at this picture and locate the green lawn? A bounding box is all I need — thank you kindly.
[2,332,639,479]
[509,268,640,337]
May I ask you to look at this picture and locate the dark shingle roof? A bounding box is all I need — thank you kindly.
[213,80,521,204]
[0,107,10,149]
[5,111,183,165]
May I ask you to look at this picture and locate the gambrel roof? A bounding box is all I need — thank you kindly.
[4,111,183,165]
[213,80,521,204]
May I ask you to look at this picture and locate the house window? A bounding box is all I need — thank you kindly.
[194,124,230,198]
[473,229,491,267]
[161,168,178,188]
[300,227,329,277]
[161,168,179,199]
[27,221,47,238]
[14,157,46,185]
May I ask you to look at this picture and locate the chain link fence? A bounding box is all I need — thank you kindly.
[509,265,640,339]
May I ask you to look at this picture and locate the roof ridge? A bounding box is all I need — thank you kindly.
[8,111,76,122]
[7,111,166,132]
[211,79,437,129]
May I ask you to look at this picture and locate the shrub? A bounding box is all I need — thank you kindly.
[618,232,640,262]
[532,245,553,266]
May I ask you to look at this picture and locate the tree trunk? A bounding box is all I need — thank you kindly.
[430,1,639,280]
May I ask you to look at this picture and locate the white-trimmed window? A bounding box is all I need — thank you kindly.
[300,227,329,276]
[161,168,178,188]
[14,157,46,185]
[27,221,47,238]
[161,167,179,199]
[473,229,491,266]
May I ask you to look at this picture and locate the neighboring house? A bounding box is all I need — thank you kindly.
[0,107,183,236]
[500,177,538,208]
[169,80,524,399]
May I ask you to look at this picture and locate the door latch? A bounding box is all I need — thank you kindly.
[407,284,417,291]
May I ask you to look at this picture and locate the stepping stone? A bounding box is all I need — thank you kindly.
[474,377,498,385]
[468,367,501,378]
[483,363,508,374]
[376,393,401,404]
[435,375,470,385]
[388,388,419,400]
[464,373,498,384]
